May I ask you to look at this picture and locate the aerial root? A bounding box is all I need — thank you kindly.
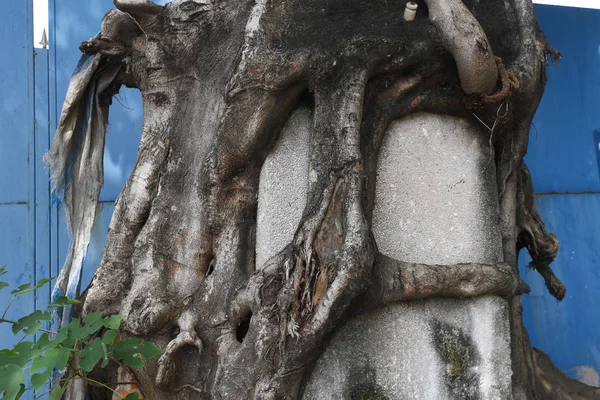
[466,57,520,108]
[156,329,203,389]
[356,254,530,313]
[480,57,520,104]
[533,261,566,301]
[424,0,499,95]
[517,162,565,301]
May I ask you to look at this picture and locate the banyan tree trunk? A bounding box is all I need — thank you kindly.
[45,0,600,398]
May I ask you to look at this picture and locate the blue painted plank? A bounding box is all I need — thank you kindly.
[0,205,35,346]
[54,0,142,202]
[520,194,600,384]
[34,48,52,315]
[49,0,61,289]
[0,2,36,398]
[0,1,34,204]
[527,6,600,193]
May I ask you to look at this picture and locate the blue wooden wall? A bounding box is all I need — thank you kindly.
[0,0,598,392]
[521,5,600,386]
[0,0,38,354]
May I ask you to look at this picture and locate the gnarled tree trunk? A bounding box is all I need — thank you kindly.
[46,0,600,398]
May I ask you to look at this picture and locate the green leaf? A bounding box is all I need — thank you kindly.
[30,369,52,392]
[0,349,18,366]
[111,338,161,367]
[102,315,121,330]
[3,341,35,368]
[136,342,161,360]
[48,296,82,308]
[79,337,106,372]
[67,312,107,341]
[11,310,51,336]
[82,311,102,326]
[30,347,71,380]
[49,384,67,400]
[0,364,25,400]
[101,330,118,345]
[52,347,71,372]
[124,393,141,400]
[0,266,8,292]
[112,338,144,367]
[10,278,51,295]
[66,318,86,340]
[34,333,55,353]
[10,283,31,295]
[52,326,70,345]
[83,311,105,332]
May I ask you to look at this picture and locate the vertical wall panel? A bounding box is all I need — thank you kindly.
[0,206,34,343]
[0,1,33,204]
[522,5,600,386]
[34,48,52,314]
[527,6,600,193]
[0,0,36,377]
[520,194,600,385]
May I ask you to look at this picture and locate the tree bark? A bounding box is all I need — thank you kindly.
[46,0,600,398]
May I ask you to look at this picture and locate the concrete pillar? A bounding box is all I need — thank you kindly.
[256,107,311,270]
[257,111,513,399]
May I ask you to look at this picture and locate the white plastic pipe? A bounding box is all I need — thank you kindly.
[404,2,418,21]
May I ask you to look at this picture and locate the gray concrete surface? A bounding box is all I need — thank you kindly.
[302,296,511,400]
[256,107,311,269]
[256,111,512,399]
[372,112,503,265]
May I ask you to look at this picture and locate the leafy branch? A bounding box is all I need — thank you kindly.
[0,267,161,400]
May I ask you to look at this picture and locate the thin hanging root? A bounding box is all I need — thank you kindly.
[517,161,565,301]
[533,261,566,301]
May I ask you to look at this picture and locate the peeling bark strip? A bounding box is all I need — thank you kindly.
[45,52,121,331]
[45,0,598,399]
